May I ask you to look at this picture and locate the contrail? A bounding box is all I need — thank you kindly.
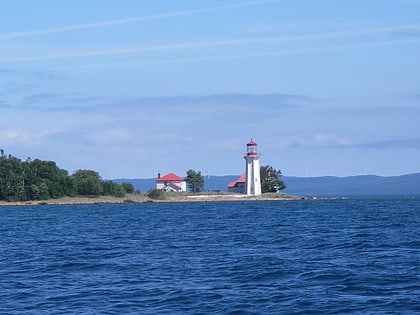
[1,24,420,63]
[49,37,420,70]
[0,0,278,40]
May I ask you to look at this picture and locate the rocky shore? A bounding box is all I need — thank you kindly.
[0,193,300,206]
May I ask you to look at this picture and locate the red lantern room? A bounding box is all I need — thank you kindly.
[246,139,259,157]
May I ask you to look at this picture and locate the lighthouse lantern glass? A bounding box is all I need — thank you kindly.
[247,144,257,154]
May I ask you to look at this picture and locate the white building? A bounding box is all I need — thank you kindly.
[156,172,187,192]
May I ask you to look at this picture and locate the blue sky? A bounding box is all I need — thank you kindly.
[1,0,420,179]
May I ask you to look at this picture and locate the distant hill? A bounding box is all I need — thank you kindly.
[283,173,420,196]
[113,173,420,197]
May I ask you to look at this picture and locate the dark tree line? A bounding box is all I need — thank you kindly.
[0,155,134,201]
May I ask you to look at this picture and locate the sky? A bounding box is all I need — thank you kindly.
[1,0,420,179]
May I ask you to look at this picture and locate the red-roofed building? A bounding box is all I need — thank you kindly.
[227,173,246,193]
[156,172,187,192]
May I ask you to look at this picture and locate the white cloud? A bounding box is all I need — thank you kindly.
[314,133,353,147]
[0,128,62,146]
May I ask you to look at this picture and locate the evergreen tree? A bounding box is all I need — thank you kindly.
[260,165,286,193]
[185,169,205,192]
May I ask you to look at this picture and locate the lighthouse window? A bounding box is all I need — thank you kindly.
[248,146,257,154]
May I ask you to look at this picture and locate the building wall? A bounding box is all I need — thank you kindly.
[245,157,262,195]
[227,183,245,194]
[156,181,187,192]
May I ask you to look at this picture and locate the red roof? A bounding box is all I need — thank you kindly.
[247,139,257,146]
[227,173,246,188]
[156,172,184,182]
[236,173,246,183]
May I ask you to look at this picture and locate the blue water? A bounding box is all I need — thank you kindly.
[0,198,419,314]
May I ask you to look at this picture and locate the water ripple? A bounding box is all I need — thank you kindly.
[0,198,419,314]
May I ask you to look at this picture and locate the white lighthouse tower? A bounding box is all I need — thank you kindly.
[244,139,262,196]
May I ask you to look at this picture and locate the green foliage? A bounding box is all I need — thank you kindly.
[71,169,101,181]
[185,169,205,192]
[0,155,127,201]
[260,165,286,193]
[0,156,25,201]
[71,169,103,196]
[147,188,165,200]
[102,180,126,197]
[121,182,135,193]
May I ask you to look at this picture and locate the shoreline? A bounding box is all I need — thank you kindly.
[0,193,300,207]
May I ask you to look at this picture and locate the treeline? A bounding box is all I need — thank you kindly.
[0,155,134,202]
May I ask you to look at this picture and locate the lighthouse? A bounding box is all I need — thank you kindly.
[244,139,262,196]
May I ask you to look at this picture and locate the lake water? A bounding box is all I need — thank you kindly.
[0,198,419,314]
